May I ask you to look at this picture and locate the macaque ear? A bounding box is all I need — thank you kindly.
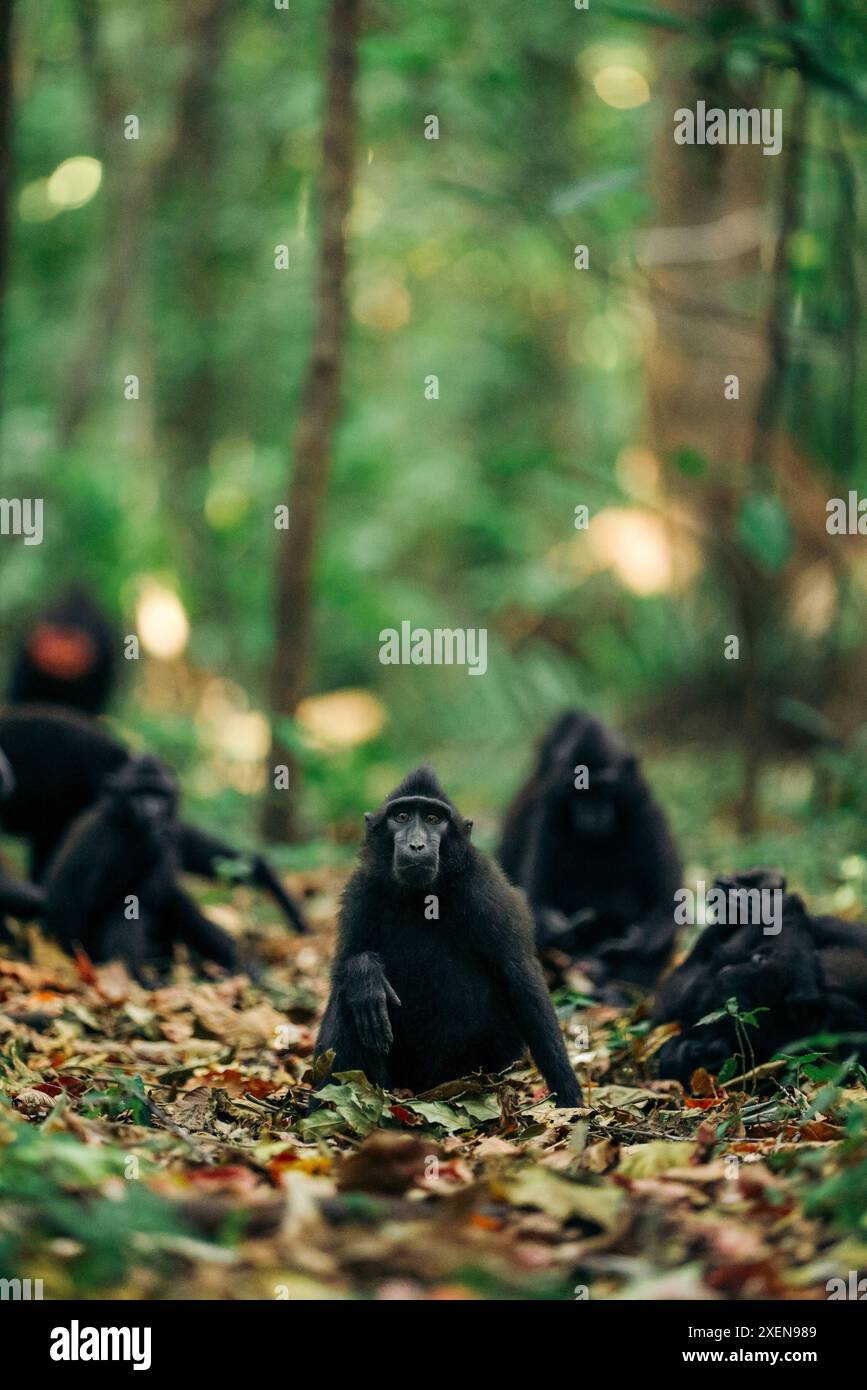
[464,819,473,836]
[363,812,373,826]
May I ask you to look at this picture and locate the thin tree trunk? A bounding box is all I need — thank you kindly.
[57,169,150,447]
[642,0,785,836]
[0,0,14,450]
[735,78,807,834]
[0,0,15,615]
[59,0,143,446]
[263,0,360,842]
[60,0,231,457]
[155,0,232,539]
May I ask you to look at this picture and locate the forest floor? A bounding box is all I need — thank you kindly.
[0,866,865,1302]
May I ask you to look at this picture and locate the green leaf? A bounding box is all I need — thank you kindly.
[549,168,639,215]
[696,1006,730,1027]
[212,854,255,884]
[777,698,838,745]
[737,493,793,572]
[670,446,707,478]
[740,1007,769,1029]
[502,1166,624,1230]
[298,1074,386,1139]
[399,1100,477,1133]
[605,2,695,31]
[401,1092,501,1131]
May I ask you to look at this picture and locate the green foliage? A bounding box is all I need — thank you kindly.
[301,1068,517,1140]
[736,495,794,573]
[81,1074,152,1126]
[0,1101,193,1289]
[3,0,867,858]
[799,1101,867,1234]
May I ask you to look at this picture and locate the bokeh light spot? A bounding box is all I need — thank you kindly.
[136,580,190,660]
[592,66,650,110]
[47,156,103,210]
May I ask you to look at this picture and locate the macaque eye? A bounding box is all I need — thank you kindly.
[395,812,410,823]
[425,813,441,824]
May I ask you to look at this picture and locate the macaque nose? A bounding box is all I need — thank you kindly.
[408,838,426,853]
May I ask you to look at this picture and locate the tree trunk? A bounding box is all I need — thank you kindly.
[154,0,232,600]
[0,0,15,614]
[0,0,14,451]
[57,170,150,448]
[641,0,795,834]
[60,0,231,467]
[262,0,360,843]
[735,79,807,834]
[59,0,149,447]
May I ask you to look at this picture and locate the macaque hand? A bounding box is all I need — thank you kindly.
[346,974,401,1053]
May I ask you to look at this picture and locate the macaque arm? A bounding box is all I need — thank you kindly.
[495,946,582,1107]
[177,823,307,933]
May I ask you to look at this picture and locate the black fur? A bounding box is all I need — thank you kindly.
[0,707,308,930]
[315,766,582,1107]
[0,860,45,942]
[0,706,127,878]
[499,711,681,989]
[0,743,44,939]
[43,753,241,978]
[652,870,867,1084]
[8,587,117,714]
[0,864,44,920]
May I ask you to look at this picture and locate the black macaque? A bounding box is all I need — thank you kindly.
[499,710,681,990]
[43,754,241,978]
[651,868,793,1030]
[0,864,45,923]
[652,870,867,1085]
[0,743,44,939]
[810,913,867,1033]
[0,854,45,943]
[0,707,308,929]
[0,863,45,945]
[315,766,582,1107]
[8,587,118,714]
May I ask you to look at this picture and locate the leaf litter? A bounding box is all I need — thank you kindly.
[0,868,864,1301]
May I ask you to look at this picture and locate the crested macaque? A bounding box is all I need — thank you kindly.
[652,868,792,1028]
[0,706,307,931]
[0,742,44,938]
[0,852,45,941]
[8,586,118,714]
[43,754,241,977]
[810,914,867,1033]
[0,866,45,923]
[499,710,681,989]
[652,870,867,1084]
[315,766,582,1107]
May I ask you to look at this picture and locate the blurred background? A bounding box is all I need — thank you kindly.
[2,0,867,906]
